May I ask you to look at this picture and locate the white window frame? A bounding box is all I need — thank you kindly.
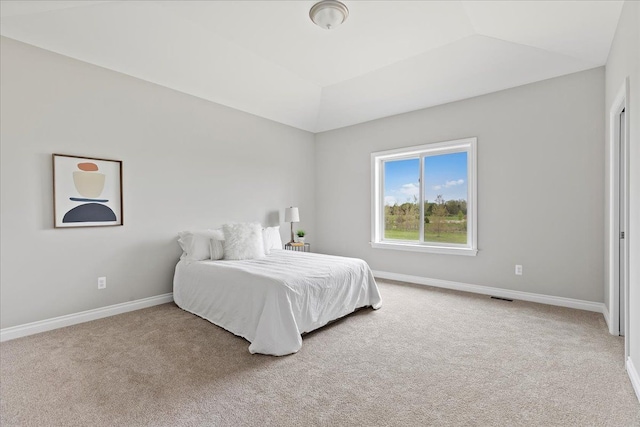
[371,137,478,256]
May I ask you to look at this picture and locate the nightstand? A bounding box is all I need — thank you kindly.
[284,242,310,252]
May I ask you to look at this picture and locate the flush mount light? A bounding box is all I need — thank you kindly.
[309,0,349,30]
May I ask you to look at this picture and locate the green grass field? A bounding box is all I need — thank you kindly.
[384,228,467,244]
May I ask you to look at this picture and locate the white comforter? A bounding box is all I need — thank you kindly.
[173,250,382,356]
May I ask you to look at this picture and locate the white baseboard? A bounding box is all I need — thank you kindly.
[627,357,640,403]
[372,270,605,314]
[0,293,174,342]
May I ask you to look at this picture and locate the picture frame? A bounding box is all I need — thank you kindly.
[52,154,123,228]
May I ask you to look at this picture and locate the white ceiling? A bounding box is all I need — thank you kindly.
[0,1,624,132]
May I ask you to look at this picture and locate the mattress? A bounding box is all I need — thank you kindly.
[173,249,382,356]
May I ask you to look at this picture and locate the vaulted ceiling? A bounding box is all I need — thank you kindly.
[0,1,624,132]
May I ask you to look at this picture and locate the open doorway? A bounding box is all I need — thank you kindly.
[618,107,627,338]
[608,78,630,360]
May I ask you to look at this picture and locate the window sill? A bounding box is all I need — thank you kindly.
[370,241,478,256]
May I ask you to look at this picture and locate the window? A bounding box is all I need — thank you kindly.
[371,137,477,256]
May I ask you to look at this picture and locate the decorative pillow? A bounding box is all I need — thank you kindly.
[223,223,265,260]
[210,235,225,260]
[178,229,223,261]
[262,226,283,254]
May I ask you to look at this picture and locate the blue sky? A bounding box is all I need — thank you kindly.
[384,152,467,205]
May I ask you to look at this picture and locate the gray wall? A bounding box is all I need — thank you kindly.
[0,33,618,332]
[315,67,605,303]
[0,37,315,328]
[605,0,640,371]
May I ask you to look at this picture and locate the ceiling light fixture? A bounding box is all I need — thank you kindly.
[309,0,349,30]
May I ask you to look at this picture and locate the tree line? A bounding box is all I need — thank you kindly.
[385,196,467,236]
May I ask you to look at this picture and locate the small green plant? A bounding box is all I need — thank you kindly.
[296,229,306,238]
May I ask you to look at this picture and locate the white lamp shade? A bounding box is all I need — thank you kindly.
[285,207,300,223]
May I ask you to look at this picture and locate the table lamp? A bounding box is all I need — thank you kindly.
[284,207,300,244]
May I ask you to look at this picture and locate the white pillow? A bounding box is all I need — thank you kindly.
[210,235,224,260]
[223,223,265,260]
[262,226,283,254]
[178,229,223,261]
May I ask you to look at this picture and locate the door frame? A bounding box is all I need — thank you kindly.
[607,77,630,359]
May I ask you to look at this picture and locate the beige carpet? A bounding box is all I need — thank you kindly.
[1,280,638,426]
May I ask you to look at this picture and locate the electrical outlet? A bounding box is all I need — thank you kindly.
[98,276,107,289]
[515,265,523,276]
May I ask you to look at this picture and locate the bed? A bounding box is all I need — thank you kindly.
[173,249,382,356]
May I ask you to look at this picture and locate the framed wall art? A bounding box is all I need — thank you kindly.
[53,154,123,228]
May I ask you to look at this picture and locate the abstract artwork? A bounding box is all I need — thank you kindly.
[53,154,123,228]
